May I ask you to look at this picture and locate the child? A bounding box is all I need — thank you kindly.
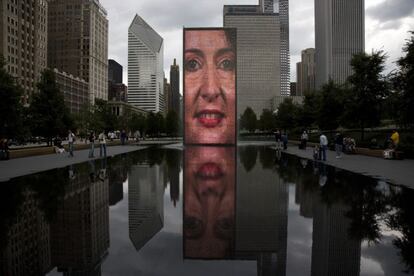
[313,145,320,160]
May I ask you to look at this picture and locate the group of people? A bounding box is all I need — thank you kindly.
[62,129,108,158]
[274,129,289,150]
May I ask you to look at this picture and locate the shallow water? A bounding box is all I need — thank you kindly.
[0,146,413,276]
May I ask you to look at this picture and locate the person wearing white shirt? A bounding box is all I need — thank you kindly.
[98,131,107,158]
[319,133,328,161]
[68,130,75,157]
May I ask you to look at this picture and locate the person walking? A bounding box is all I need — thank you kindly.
[121,129,127,145]
[68,130,75,157]
[301,130,309,149]
[274,129,282,150]
[98,131,107,158]
[335,132,344,158]
[88,131,95,158]
[281,131,288,150]
[319,132,328,161]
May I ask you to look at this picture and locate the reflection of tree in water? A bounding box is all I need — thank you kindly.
[238,146,257,172]
[387,187,414,273]
[146,147,165,167]
[0,180,24,251]
[318,168,389,243]
[258,146,276,169]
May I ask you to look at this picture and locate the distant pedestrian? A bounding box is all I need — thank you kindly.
[300,130,308,149]
[88,131,95,158]
[98,131,107,158]
[281,132,288,150]
[274,129,282,150]
[68,130,75,157]
[390,129,400,149]
[0,138,10,160]
[121,129,127,145]
[335,132,344,158]
[319,132,328,161]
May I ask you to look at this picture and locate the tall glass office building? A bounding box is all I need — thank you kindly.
[315,0,365,89]
[224,0,290,116]
[128,15,164,113]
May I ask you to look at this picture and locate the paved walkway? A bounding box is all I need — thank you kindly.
[273,145,414,189]
[0,145,147,182]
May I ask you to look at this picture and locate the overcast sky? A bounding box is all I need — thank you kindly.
[100,0,414,91]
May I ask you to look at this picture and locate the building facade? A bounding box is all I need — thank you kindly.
[128,14,164,113]
[48,0,108,104]
[54,69,89,114]
[297,48,316,95]
[315,0,364,89]
[108,82,127,102]
[0,0,48,102]
[108,59,122,84]
[169,58,180,115]
[224,6,281,116]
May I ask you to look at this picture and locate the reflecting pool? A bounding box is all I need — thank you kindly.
[0,146,413,275]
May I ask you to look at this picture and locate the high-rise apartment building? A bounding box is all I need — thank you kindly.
[169,58,180,115]
[48,0,108,104]
[128,14,164,113]
[224,5,280,116]
[297,48,316,95]
[315,0,364,89]
[0,0,48,101]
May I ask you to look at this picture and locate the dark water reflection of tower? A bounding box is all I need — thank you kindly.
[236,146,288,276]
[51,161,110,276]
[128,163,164,251]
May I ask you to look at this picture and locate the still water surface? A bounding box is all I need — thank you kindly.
[0,146,413,275]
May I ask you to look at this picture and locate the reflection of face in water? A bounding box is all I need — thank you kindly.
[184,146,235,258]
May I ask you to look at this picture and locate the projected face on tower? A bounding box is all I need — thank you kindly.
[184,29,236,145]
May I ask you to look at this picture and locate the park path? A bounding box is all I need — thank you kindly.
[0,145,147,182]
[275,144,414,189]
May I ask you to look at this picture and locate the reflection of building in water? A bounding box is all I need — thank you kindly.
[236,153,288,276]
[108,163,126,206]
[129,164,164,251]
[0,189,52,276]
[51,165,109,275]
[295,176,316,219]
[311,194,361,276]
[169,163,180,207]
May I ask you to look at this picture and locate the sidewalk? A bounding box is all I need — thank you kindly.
[274,145,414,189]
[0,145,147,182]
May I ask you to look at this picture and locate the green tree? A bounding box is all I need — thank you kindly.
[296,92,319,129]
[392,31,414,130]
[128,113,146,135]
[146,112,164,137]
[0,56,25,140]
[165,110,179,136]
[156,112,165,135]
[275,98,298,131]
[94,99,118,132]
[344,51,389,140]
[240,107,257,132]
[316,80,345,131]
[30,69,73,145]
[258,109,275,132]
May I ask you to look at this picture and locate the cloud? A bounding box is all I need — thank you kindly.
[367,0,414,23]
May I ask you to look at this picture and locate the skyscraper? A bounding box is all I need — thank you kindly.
[0,0,48,102]
[48,0,108,104]
[224,0,290,116]
[224,5,281,116]
[128,14,164,113]
[108,59,123,84]
[315,0,364,89]
[297,48,316,95]
[169,58,180,115]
